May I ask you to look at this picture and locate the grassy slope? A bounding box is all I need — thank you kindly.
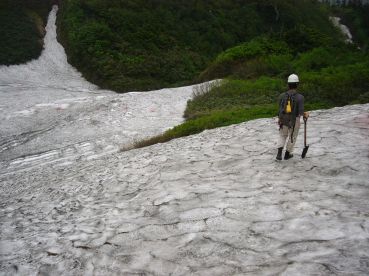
[1,1,367,149]
[0,0,53,65]
[133,5,369,149]
[58,0,340,92]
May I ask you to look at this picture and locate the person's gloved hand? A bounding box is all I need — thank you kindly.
[303,112,309,120]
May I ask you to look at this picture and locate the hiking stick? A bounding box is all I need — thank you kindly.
[301,116,309,158]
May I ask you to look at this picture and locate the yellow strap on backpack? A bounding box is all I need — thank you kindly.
[285,99,292,113]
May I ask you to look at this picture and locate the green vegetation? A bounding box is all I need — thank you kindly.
[124,2,369,150]
[134,35,369,149]
[0,0,53,65]
[133,104,277,149]
[1,0,368,150]
[58,0,341,92]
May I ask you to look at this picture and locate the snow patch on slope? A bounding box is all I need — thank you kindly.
[0,6,95,90]
[0,6,204,173]
[1,104,369,275]
[330,16,353,44]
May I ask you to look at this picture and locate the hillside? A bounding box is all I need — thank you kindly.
[1,6,369,275]
[1,0,368,150]
[132,36,369,148]
[57,0,342,92]
[1,1,368,93]
[0,6,192,167]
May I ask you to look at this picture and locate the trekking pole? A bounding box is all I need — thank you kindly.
[301,115,309,158]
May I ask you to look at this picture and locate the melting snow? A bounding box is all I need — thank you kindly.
[1,5,369,276]
[330,16,354,44]
[0,6,198,172]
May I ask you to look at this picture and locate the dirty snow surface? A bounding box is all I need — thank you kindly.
[1,6,369,276]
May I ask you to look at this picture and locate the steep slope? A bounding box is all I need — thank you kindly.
[0,6,194,172]
[1,5,369,275]
[57,0,341,92]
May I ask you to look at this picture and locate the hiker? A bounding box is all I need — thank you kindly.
[276,74,308,160]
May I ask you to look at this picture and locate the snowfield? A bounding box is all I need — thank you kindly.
[1,6,369,276]
[0,6,195,174]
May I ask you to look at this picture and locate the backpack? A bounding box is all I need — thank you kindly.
[278,92,297,128]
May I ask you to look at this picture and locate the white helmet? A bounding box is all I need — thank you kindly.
[287,74,299,83]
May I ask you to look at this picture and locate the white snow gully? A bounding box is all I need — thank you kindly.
[0,6,206,173]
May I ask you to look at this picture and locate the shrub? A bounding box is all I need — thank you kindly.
[186,77,284,119]
[215,37,291,64]
[200,36,293,80]
[301,61,369,106]
[58,0,342,92]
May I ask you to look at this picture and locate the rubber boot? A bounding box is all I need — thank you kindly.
[284,151,293,160]
[276,147,283,161]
